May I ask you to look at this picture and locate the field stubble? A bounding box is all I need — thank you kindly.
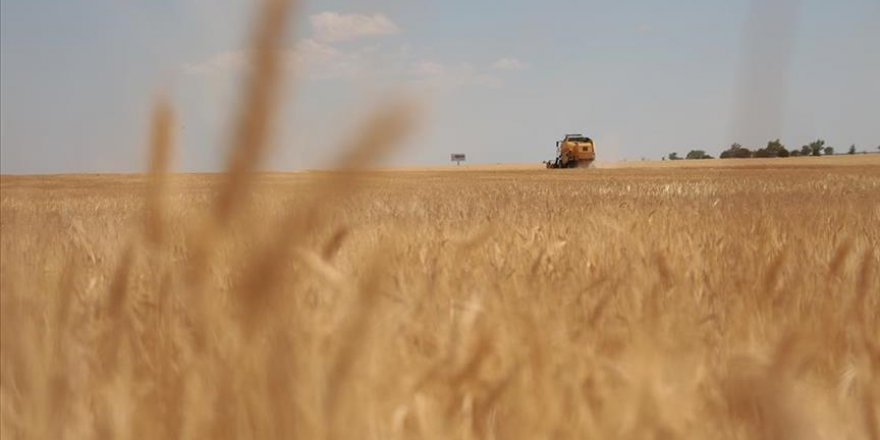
[1,162,879,439]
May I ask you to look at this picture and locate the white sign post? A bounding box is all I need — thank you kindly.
[450,153,466,166]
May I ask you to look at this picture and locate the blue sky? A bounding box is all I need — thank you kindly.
[1,0,878,173]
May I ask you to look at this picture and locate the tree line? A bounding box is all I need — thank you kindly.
[664,140,879,161]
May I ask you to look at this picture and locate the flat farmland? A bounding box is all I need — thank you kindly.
[2,157,879,439]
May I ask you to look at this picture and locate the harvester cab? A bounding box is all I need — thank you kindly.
[546,134,596,168]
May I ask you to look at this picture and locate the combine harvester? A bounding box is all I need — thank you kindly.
[545,134,596,168]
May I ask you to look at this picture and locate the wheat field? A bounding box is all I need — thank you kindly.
[2,157,879,439]
[2,0,879,437]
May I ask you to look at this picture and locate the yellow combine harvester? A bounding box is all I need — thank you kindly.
[545,134,596,168]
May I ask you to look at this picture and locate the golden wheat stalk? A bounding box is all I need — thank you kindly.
[144,96,175,247]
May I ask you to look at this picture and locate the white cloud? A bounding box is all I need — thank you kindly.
[182,51,247,76]
[408,61,502,90]
[183,11,503,92]
[288,38,364,79]
[182,39,376,80]
[184,9,501,89]
[492,57,527,71]
[310,12,400,43]
[184,49,505,91]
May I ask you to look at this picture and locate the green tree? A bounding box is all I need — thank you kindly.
[808,139,825,156]
[824,146,834,156]
[668,152,681,160]
[848,144,856,155]
[686,150,712,159]
[754,148,772,158]
[801,145,812,156]
[766,139,787,156]
[754,139,788,158]
[720,143,750,159]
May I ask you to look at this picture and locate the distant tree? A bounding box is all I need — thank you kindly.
[824,146,834,156]
[848,144,856,155]
[720,143,735,158]
[686,150,712,159]
[767,139,783,153]
[668,152,681,161]
[808,139,825,156]
[801,145,812,156]
[767,139,789,157]
[754,148,772,158]
[720,143,750,159]
[733,147,752,158]
[753,140,787,158]
[790,149,801,157]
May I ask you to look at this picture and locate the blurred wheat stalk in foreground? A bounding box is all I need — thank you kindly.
[1,0,879,439]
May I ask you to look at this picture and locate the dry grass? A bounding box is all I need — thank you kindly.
[2,0,879,438]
